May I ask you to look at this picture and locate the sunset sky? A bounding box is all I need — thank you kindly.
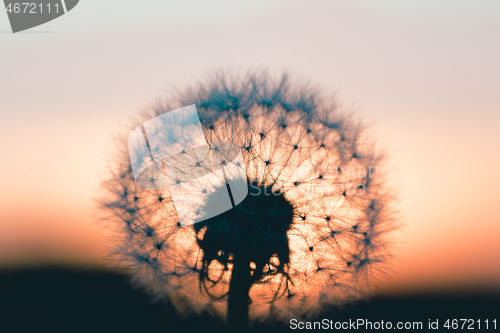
[1,0,499,295]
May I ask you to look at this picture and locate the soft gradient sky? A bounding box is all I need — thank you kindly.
[1,0,499,294]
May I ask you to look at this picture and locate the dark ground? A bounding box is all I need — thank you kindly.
[0,266,498,333]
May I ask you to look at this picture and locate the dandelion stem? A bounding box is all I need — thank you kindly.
[227,255,251,333]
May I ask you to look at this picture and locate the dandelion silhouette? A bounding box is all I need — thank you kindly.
[99,71,395,332]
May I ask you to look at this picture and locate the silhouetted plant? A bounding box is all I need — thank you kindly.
[98,71,396,333]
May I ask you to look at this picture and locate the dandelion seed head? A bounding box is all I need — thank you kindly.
[99,70,396,320]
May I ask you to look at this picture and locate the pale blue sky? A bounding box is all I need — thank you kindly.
[1,0,499,289]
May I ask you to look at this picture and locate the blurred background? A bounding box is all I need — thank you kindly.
[1,0,499,331]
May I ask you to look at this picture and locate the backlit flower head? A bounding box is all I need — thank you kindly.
[99,71,396,322]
